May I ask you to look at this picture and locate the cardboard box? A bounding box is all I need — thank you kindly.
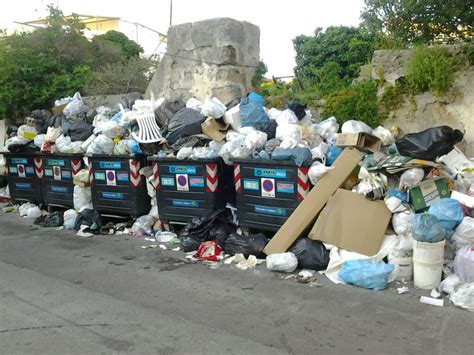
[263,148,364,255]
[201,117,229,141]
[409,178,450,212]
[309,189,391,256]
[336,133,381,153]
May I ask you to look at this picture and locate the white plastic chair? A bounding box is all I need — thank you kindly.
[129,93,165,144]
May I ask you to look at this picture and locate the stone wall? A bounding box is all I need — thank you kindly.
[365,49,474,156]
[146,18,260,104]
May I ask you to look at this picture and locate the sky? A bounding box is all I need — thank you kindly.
[0,0,365,76]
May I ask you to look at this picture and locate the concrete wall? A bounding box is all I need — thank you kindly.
[146,18,260,104]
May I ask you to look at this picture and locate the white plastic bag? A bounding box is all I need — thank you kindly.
[276,124,301,141]
[314,117,339,140]
[73,185,92,212]
[372,126,395,145]
[34,134,46,148]
[279,136,299,149]
[5,136,30,149]
[201,97,226,118]
[341,120,372,134]
[399,168,424,190]
[266,252,298,272]
[63,209,78,230]
[452,217,474,251]
[45,126,62,143]
[392,209,415,236]
[63,92,86,117]
[132,215,156,232]
[55,135,73,153]
[276,109,298,126]
[267,108,282,120]
[186,97,203,111]
[219,136,247,165]
[454,246,474,283]
[92,114,110,128]
[439,274,462,295]
[308,161,334,185]
[177,147,193,160]
[17,124,37,140]
[450,283,474,312]
[87,134,115,155]
[226,130,245,142]
[19,202,41,219]
[96,120,123,139]
[223,105,241,131]
[243,131,267,152]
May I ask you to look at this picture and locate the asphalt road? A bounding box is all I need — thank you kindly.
[1,210,473,354]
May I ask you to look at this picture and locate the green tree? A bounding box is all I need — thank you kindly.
[93,30,143,60]
[293,26,375,95]
[251,61,268,87]
[361,0,474,45]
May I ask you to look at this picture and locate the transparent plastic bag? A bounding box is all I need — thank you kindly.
[87,135,115,155]
[276,109,298,126]
[201,97,226,118]
[63,209,78,230]
[372,126,395,145]
[97,120,123,139]
[34,134,46,148]
[339,259,394,291]
[450,283,474,312]
[177,147,193,160]
[63,92,86,117]
[314,117,339,140]
[452,217,474,251]
[308,161,334,185]
[454,246,474,283]
[55,135,73,153]
[341,120,372,134]
[399,168,424,191]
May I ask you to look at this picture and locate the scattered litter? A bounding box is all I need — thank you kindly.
[419,296,444,307]
[397,287,410,294]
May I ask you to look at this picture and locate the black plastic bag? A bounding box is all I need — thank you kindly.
[7,125,18,138]
[155,98,186,127]
[208,223,236,247]
[30,109,53,134]
[8,140,39,153]
[289,238,329,271]
[285,100,307,120]
[74,209,102,231]
[224,232,268,257]
[34,211,64,227]
[162,108,205,145]
[395,126,463,161]
[179,209,233,252]
[64,120,94,142]
[46,114,66,129]
[261,119,277,140]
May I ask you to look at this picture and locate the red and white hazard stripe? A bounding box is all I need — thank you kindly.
[233,164,242,193]
[206,163,218,192]
[296,167,309,200]
[129,159,141,187]
[152,162,160,190]
[71,159,82,176]
[34,157,43,179]
[88,167,94,185]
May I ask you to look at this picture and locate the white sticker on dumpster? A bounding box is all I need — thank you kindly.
[17,165,26,178]
[106,170,116,186]
[53,166,62,181]
[261,178,275,198]
[176,174,189,191]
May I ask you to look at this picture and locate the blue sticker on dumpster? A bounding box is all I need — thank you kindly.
[117,172,129,182]
[254,205,287,216]
[254,168,286,179]
[94,172,105,180]
[12,158,27,164]
[26,167,34,175]
[169,165,196,174]
[51,186,68,193]
[102,192,124,200]
[161,177,175,186]
[243,179,259,190]
[47,159,65,167]
[15,183,32,189]
[62,171,71,179]
[9,167,18,174]
[99,161,121,169]
[172,199,199,208]
[45,169,53,177]
[189,177,205,187]
[277,182,295,194]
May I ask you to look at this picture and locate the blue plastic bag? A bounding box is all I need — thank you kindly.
[271,147,312,166]
[386,188,408,203]
[428,198,463,234]
[127,139,142,154]
[339,259,394,291]
[239,97,270,131]
[412,213,447,242]
[248,92,265,107]
[326,146,343,166]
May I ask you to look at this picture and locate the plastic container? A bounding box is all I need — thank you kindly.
[231,158,312,232]
[388,254,413,281]
[89,154,150,218]
[41,153,84,208]
[4,152,43,204]
[148,157,235,224]
[413,239,445,289]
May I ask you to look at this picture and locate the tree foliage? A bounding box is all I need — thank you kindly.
[251,61,268,87]
[93,30,143,60]
[361,0,474,45]
[293,26,375,95]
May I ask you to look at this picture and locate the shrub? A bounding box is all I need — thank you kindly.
[322,80,380,127]
[405,45,459,95]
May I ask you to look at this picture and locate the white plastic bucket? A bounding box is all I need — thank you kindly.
[412,239,445,263]
[388,255,413,281]
[413,259,443,289]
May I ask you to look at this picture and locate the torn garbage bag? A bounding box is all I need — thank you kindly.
[395,126,463,161]
[339,259,394,291]
[162,108,205,145]
[289,238,330,271]
[224,232,268,257]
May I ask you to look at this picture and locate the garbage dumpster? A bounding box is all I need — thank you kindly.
[41,153,84,208]
[148,157,235,224]
[232,158,312,232]
[4,152,43,204]
[89,154,150,218]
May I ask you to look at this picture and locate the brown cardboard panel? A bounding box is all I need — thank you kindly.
[309,189,391,256]
[263,148,364,255]
[336,133,381,153]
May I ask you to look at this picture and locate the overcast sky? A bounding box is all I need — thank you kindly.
[0,0,365,76]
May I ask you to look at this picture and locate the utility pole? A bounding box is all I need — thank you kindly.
[169,0,173,27]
